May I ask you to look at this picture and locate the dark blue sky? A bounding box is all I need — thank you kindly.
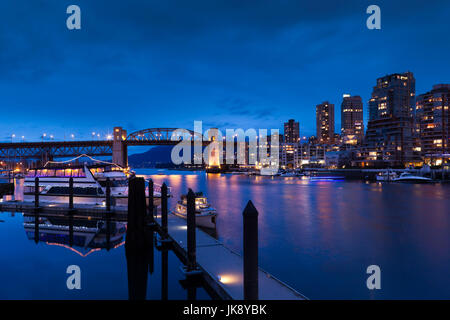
[0,0,449,142]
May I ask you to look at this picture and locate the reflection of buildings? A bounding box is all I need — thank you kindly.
[23,215,126,255]
[416,84,450,165]
[316,101,335,144]
[360,72,421,167]
[341,94,364,145]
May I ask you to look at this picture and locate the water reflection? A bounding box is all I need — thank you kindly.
[23,214,126,255]
[135,168,450,299]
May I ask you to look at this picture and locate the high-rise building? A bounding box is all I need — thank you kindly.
[368,72,416,120]
[316,101,335,144]
[361,72,420,167]
[416,84,450,165]
[283,119,300,143]
[341,94,364,145]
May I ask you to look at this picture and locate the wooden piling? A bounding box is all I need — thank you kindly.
[187,189,196,271]
[125,177,149,300]
[34,213,39,244]
[34,177,39,209]
[161,183,168,237]
[69,177,74,211]
[243,200,259,300]
[105,178,111,212]
[148,179,154,223]
[161,248,168,300]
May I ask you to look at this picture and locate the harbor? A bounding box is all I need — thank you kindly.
[1,0,449,304]
[0,172,307,300]
[1,168,449,299]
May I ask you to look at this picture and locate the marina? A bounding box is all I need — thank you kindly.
[0,172,307,300]
[1,168,449,299]
[0,1,449,304]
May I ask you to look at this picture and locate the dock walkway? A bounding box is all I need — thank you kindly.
[158,213,307,300]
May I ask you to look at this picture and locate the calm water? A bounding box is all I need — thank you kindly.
[1,169,449,299]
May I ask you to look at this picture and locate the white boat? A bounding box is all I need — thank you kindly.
[260,167,280,176]
[279,170,301,177]
[376,170,398,182]
[392,172,433,183]
[171,192,217,229]
[23,163,169,207]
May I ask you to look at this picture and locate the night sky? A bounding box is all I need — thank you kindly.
[0,0,449,143]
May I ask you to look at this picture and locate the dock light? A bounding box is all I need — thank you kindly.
[217,274,237,284]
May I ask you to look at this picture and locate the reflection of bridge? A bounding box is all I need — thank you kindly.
[0,127,209,168]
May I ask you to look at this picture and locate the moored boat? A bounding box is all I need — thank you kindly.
[23,162,169,207]
[171,192,217,229]
[392,172,433,183]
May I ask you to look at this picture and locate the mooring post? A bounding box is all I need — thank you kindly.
[34,213,39,244]
[161,183,168,237]
[243,200,259,300]
[105,178,111,212]
[125,177,149,300]
[187,189,197,271]
[68,177,74,212]
[147,179,155,224]
[34,177,39,209]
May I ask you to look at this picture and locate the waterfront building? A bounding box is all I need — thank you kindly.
[416,84,450,165]
[299,143,325,166]
[341,94,364,145]
[284,119,300,143]
[316,101,335,144]
[280,143,299,169]
[360,72,421,167]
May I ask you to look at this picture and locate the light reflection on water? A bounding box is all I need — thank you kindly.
[137,169,450,299]
[1,170,449,299]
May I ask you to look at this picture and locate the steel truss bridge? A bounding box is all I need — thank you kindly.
[0,128,210,162]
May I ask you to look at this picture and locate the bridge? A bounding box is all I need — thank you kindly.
[0,127,210,168]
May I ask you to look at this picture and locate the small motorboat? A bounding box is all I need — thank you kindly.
[279,170,297,177]
[376,170,398,182]
[392,172,433,183]
[171,192,217,229]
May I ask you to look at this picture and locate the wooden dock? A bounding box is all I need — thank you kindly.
[157,212,307,300]
[0,200,128,220]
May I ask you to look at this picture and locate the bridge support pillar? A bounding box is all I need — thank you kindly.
[113,127,128,168]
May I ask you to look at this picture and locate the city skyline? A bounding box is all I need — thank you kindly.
[1,1,449,141]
